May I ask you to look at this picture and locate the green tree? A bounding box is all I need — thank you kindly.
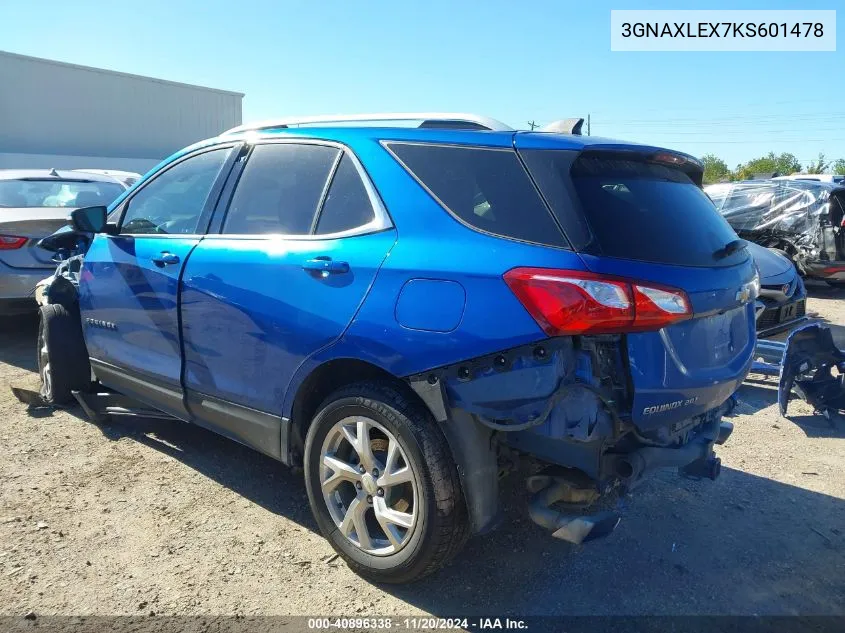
[805,153,829,174]
[701,154,730,184]
[832,158,845,175]
[734,152,802,180]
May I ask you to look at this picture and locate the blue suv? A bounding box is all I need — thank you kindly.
[35,114,757,583]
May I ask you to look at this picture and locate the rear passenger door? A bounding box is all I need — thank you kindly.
[180,141,396,459]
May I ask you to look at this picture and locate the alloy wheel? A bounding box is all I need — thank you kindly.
[38,332,52,399]
[319,416,418,555]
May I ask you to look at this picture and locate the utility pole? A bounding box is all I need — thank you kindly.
[527,120,539,130]
[587,114,591,136]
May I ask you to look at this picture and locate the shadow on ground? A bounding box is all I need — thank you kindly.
[22,385,839,617]
[0,313,38,372]
[5,313,845,616]
[736,379,844,436]
[805,279,845,301]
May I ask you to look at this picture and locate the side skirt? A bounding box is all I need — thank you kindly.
[185,390,288,463]
[90,359,289,463]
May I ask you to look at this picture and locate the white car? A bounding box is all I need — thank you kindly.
[72,169,142,188]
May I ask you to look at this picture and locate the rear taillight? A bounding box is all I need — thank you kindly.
[504,268,692,335]
[0,235,27,250]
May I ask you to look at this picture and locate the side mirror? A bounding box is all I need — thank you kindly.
[70,206,108,233]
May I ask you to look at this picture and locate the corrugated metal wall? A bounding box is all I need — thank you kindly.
[0,51,243,163]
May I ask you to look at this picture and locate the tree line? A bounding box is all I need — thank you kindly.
[701,152,845,184]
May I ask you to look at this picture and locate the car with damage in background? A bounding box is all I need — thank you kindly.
[31,113,757,584]
[745,241,807,336]
[706,178,845,287]
[0,169,130,314]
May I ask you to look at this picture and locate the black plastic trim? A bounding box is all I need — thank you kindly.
[90,358,190,421]
[185,390,288,462]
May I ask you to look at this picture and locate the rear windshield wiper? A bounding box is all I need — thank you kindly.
[713,239,747,260]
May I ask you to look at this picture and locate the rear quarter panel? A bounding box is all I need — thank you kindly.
[281,136,579,418]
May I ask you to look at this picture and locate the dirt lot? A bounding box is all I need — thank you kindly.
[1,283,844,617]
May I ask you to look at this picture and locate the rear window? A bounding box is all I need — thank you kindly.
[0,179,124,209]
[386,142,567,248]
[524,151,745,267]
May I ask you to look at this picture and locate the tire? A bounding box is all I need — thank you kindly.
[37,304,91,405]
[304,381,468,584]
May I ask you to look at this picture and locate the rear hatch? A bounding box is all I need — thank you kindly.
[517,137,757,431]
[0,208,70,269]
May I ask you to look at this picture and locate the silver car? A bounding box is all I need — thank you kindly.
[0,169,128,314]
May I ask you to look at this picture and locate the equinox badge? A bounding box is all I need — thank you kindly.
[85,318,117,331]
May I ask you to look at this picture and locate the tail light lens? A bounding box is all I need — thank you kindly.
[504,268,692,335]
[822,265,845,274]
[0,235,27,250]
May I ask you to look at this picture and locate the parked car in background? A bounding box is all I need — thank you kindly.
[747,241,807,336]
[72,169,142,188]
[774,174,845,185]
[706,179,845,286]
[0,169,129,314]
[34,113,756,583]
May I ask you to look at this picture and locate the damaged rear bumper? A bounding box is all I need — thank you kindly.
[408,336,737,541]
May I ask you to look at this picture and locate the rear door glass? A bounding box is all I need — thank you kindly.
[524,151,745,267]
[314,154,376,235]
[386,142,567,248]
[222,144,339,235]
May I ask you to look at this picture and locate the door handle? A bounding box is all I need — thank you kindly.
[151,252,180,267]
[302,257,350,276]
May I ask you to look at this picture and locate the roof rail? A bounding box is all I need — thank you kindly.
[541,118,584,135]
[221,112,513,135]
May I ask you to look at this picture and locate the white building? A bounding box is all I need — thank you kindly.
[0,51,244,173]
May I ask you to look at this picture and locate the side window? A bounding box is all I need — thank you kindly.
[315,154,376,235]
[222,144,339,235]
[120,148,230,235]
[387,142,567,248]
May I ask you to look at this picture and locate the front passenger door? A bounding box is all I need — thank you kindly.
[80,146,235,418]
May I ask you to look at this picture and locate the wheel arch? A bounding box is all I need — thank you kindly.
[287,357,408,465]
[286,355,500,535]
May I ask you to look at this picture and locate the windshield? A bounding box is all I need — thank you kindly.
[0,179,125,208]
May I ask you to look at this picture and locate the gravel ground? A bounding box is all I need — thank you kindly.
[1,283,844,617]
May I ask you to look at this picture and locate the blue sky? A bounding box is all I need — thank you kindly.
[0,0,842,168]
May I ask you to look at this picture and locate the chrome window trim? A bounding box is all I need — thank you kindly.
[214,137,393,240]
[202,226,395,242]
[115,233,205,239]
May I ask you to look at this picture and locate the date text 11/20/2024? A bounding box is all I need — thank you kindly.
[306,617,529,630]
